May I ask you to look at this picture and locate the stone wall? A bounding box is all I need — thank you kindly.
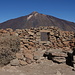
[0,26,75,66]
[15,26,75,51]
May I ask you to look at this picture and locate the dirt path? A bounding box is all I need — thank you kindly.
[0,59,75,75]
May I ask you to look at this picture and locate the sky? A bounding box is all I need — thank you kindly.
[0,0,75,23]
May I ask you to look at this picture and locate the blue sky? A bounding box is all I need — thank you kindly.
[0,0,75,23]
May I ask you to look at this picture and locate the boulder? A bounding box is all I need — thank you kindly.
[44,49,67,63]
[23,50,34,64]
[53,57,66,63]
[16,53,24,60]
[19,60,27,66]
[10,59,19,66]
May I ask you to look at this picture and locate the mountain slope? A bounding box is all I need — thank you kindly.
[0,11,75,31]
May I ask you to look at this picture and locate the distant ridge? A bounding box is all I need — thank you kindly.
[0,11,75,31]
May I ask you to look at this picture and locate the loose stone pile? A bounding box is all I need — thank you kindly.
[0,26,75,66]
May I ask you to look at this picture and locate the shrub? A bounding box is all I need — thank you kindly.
[0,34,20,66]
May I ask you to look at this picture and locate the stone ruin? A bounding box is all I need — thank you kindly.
[0,26,75,69]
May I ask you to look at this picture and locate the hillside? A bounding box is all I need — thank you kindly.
[0,11,75,31]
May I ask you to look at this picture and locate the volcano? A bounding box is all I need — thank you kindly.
[0,11,75,31]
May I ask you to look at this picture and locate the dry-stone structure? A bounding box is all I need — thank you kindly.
[0,26,75,67]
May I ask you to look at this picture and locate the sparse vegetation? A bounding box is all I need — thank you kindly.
[0,34,20,66]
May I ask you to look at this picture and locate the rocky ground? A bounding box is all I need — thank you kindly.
[0,59,75,75]
[0,27,75,75]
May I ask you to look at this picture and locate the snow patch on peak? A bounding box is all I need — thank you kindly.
[27,15,33,20]
[34,13,38,17]
[31,11,38,14]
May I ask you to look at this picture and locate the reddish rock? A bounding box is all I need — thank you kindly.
[19,60,27,66]
[0,29,7,33]
[23,50,33,63]
[28,42,35,46]
[16,53,24,60]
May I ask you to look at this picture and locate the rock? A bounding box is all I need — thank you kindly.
[28,42,35,46]
[56,71,62,75]
[36,32,40,35]
[52,52,67,57]
[24,50,33,60]
[0,29,7,33]
[33,50,46,60]
[53,57,66,63]
[19,60,27,66]
[74,64,75,68]
[23,50,34,63]
[50,32,54,35]
[20,39,27,44]
[16,53,24,60]
[26,58,32,64]
[10,59,20,66]
[63,41,70,46]
[28,31,34,35]
[10,32,15,35]
[73,56,75,61]
[15,33,19,36]
[33,51,41,60]
[62,39,66,42]
[33,55,39,60]
[44,49,67,63]
[6,28,13,32]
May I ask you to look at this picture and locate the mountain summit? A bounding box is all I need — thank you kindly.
[0,11,75,31]
[31,11,39,14]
